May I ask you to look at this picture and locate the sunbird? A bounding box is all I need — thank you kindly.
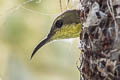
[31,10,82,59]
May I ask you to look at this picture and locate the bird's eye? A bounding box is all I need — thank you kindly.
[55,19,63,28]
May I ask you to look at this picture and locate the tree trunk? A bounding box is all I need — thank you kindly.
[78,0,120,80]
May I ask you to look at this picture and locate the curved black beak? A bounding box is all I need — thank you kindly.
[30,37,50,59]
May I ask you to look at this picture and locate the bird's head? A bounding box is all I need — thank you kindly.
[31,10,82,59]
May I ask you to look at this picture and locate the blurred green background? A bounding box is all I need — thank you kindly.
[0,0,80,80]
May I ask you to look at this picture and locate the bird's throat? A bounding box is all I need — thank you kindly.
[50,23,82,40]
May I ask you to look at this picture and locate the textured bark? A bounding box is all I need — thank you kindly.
[78,0,120,80]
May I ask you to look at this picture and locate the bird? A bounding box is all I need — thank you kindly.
[31,9,82,59]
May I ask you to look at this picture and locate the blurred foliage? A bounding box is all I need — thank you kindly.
[0,0,80,80]
[4,13,27,45]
